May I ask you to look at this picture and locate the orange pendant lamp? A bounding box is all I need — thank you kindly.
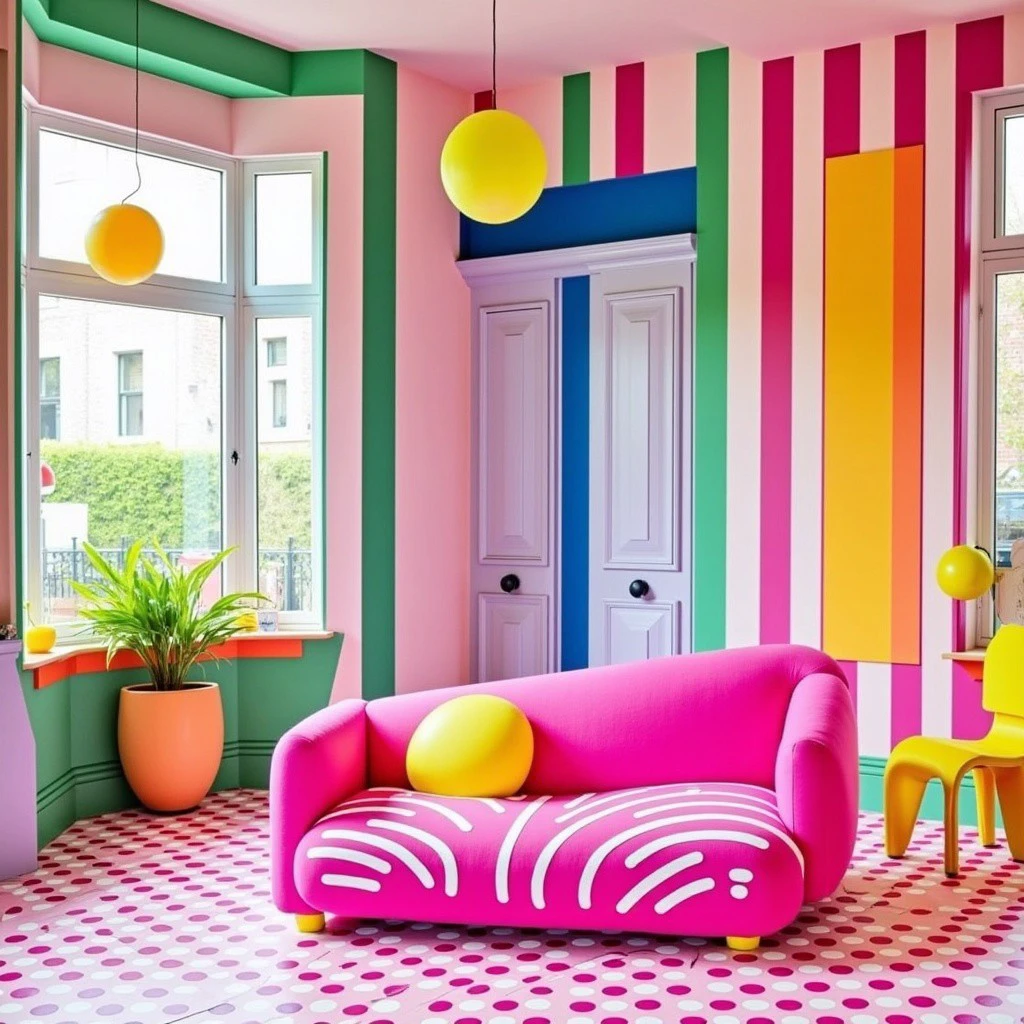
[85,0,164,286]
[440,0,547,224]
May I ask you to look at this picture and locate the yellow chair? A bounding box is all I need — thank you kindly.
[884,623,1024,876]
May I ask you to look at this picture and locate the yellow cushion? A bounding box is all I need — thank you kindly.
[406,694,534,798]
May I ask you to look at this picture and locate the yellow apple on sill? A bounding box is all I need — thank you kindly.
[24,603,56,654]
[236,611,259,633]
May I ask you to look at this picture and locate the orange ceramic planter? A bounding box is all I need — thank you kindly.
[118,682,224,812]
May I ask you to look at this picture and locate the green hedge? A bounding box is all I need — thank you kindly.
[41,442,311,550]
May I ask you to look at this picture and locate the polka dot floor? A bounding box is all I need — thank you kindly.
[1,790,1022,1024]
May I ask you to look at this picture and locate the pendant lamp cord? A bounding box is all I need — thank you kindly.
[122,0,142,204]
[491,0,497,109]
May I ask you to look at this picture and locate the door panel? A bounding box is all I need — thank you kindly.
[472,296,556,683]
[479,306,549,564]
[590,263,693,667]
[604,291,679,568]
[603,600,678,664]
[478,594,549,682]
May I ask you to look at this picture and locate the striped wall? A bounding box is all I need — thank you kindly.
[500,11,1024,757]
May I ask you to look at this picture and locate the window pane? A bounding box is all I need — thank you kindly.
[1004,114,1024,236]
[995,272,1024,571]
[254,172,313,286]
[256,316,314,614]
[38,129,223,281]
[39,296,223,624]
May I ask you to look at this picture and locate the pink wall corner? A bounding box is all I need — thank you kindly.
[35,44,232,153]
[232,96,365,704]
[395,66,471,694]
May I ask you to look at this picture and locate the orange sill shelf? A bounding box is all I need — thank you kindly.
[26,632,332,689]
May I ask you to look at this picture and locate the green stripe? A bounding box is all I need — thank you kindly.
[562,73,590,185]
[360,53,398,701]
[693,48,729,653]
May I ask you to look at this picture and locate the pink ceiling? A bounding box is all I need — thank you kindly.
[153,0,1021,91]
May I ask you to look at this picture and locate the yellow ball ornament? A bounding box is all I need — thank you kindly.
[406,694,534,798]
[85,203,164,286]
[936,545,994,601]
[440,109,547,224]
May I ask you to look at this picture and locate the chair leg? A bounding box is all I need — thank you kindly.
[884,763,928,858]
[992,765,1024,862]
[942,778,961,877]
[973,767,997,847]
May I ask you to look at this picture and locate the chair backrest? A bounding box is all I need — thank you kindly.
[983,623,1024,718]
[365,645,845,795]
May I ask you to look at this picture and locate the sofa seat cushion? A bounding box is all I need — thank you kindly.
[294,782,805,937]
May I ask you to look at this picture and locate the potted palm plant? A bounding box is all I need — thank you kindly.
[71,540,264,813]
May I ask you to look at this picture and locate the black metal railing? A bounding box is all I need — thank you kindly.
[42,538,313,613]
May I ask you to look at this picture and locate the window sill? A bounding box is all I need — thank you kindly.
[24,630,335,689]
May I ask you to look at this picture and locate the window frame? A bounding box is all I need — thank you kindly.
[243,159,323,299]
[28,108,237,297]
[23,102,326,636]
[981,94,1024,253]
[977,88,1024,644]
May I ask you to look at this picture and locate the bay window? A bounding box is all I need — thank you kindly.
[23,107,324,634]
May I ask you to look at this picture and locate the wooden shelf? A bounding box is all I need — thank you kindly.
[941,648,985,663]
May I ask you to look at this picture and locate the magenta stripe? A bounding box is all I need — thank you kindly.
[951,663,993,740]
[953,18,1003,655]
[888,31,927,749]
[615,62,644,177]
[894,31,927,147]
[820,44,860,648]
[823,44,860,158]
[837,660,858,715]
[760,57,794,644]
[890,664,922,746]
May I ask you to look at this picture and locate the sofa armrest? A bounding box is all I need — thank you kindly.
[774,672,858,902]
[270,698,368,913]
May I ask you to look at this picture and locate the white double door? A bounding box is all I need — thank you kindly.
[469,251,693,682]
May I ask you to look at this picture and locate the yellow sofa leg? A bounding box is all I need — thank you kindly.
[296,913,325,933]
[726,936,759,952]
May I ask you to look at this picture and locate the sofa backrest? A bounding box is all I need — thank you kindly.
[365,645,844,794]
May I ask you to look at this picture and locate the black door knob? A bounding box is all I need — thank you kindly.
[629,579,650,599]
[500,574,520,593]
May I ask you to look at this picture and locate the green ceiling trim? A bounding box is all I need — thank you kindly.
[292,50,366,97]
[24,0,368,99]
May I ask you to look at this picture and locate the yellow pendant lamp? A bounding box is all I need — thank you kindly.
[440,0,547,224]
[85,0,164,286]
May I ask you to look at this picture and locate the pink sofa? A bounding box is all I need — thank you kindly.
[270,646,857,947]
